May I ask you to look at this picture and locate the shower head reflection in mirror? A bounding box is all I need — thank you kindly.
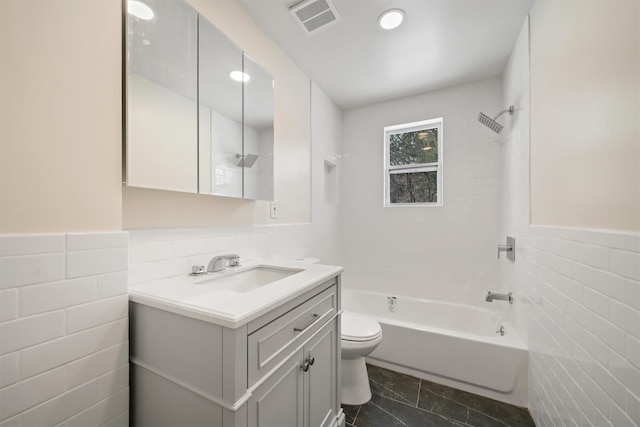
[235,153,259,168]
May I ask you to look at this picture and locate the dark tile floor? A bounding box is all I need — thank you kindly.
[342,364,536,427]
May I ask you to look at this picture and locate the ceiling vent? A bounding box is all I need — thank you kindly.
[289,0,341,34]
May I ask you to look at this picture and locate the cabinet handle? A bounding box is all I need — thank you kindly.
[301,360,310,372]
[294,313,319,332]
[307,356,315,366]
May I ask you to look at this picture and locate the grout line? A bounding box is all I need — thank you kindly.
[374,394,426,412]
[384,385,495,427]
[466,406,510,427]
[376,392,462,425]
[369,401,408,426]
[410,402,464,426]
[375,367,533,427]
[369,378,415,406]
[352,405,361,426]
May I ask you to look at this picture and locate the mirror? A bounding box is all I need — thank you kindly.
[242,55,274,201]
[125,0,198,193]
[125,0,275,200]
[197,16,243,197]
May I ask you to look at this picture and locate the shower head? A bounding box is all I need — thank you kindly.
[478,112,504,133]
[235,153,259,168]
[478,105,514,134]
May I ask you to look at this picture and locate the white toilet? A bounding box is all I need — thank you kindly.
[295,257,383,405]
[340,311,383,405]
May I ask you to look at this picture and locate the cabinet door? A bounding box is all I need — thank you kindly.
[247,350,303,427]
[126,0,198,193]
[304,320,337,427]
[198,16,243,198]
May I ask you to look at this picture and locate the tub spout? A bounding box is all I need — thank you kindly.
[486,291,513,304]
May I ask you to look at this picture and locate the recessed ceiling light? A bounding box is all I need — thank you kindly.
[128,0,154,20]
[229,70,250,82]
[378,9,404,30]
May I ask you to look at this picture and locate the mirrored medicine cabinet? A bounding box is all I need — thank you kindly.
[124,0,274,201]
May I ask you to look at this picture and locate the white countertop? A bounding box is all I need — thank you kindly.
[128,259,343,328]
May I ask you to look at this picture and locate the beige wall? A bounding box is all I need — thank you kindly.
[0,0,311,234]
[0,0,122,234]
[123,0,312,228]
[530,0,640,231]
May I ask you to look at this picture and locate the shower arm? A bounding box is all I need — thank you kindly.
[491,106,515,121]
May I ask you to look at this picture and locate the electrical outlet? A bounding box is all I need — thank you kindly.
[270,200,278,219]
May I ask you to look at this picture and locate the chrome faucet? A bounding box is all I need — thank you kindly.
[207,254,240,273]
[486,291,513,304]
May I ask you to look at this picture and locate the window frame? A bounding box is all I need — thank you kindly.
[383,118,444,207]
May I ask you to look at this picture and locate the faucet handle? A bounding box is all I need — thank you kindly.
[189,265,206,276]
[228,255,240,267]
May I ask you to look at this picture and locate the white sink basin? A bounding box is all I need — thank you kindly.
[195,266,303,293]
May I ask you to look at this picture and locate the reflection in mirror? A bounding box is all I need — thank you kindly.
[242,55,274,201]
[198,16,243,198]
[126,0,198,193]
[126,0,275,201]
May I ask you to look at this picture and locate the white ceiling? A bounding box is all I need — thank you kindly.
[238,0,534,110]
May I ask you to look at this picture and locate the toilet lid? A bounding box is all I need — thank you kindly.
[341,311,382,342]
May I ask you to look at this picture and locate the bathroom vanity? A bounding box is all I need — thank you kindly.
[128,261,344,427]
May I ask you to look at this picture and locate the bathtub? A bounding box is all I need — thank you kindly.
[342,289,528,407]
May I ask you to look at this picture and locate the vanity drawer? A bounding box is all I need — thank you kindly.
[248,284,336,386]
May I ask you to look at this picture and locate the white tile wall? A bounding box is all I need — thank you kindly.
[0,232,129,426]
[339,78,505,307]
[517,228,640,427]
[127,223,338,285]
[128,83,342,286]
[502,16,640,427]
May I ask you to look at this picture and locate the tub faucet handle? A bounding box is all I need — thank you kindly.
[498,237,516,261]
[497,245,512,257]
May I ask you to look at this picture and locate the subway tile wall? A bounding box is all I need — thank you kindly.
[0,232,129,426]
[516,227,640,427]
[128,225,302,283]
[339,78,506,306]
[127,223,337,285]
[502,16,640,427]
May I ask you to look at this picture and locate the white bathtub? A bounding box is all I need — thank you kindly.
[342,289,528,407]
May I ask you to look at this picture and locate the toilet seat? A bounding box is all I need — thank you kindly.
[341,311,382,342]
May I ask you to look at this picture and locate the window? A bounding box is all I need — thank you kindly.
[384,118,443,206]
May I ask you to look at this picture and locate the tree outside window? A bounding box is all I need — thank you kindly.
[384,119,443,206]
